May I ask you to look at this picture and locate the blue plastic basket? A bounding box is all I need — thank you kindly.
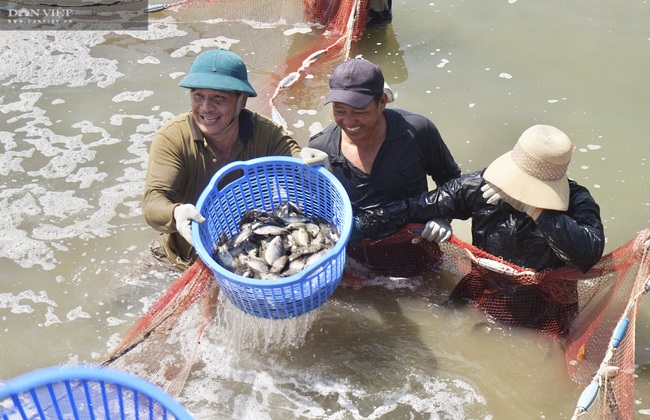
[192,156,352,319]
[0,366,193,420]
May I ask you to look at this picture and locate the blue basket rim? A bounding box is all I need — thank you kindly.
[0,365,193,419]
[191,156,352,288]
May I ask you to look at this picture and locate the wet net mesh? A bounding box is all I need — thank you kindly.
[102,259,216,398]
[343,225,650,420]
[99,1,650,418]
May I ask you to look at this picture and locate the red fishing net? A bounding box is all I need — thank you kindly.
[101,1,650,418]
[102,259,217,398]
[343,225,650,420]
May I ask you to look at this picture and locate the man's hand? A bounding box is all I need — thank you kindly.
[174,204,206,245]
[300,147,331,171]
[420,218,453,243]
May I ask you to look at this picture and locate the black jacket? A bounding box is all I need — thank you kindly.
[309,108,460,213]
[409,170,605,273]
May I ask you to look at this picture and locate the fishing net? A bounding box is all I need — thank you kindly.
[98,1,650,418]
[343,224,650,420]
[102,259,217,398]
[102,0,369,396]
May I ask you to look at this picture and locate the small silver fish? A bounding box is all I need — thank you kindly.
[270,255,289,274]
[232,224,253,248]
[304,249,329,267]
[288,243,325,261]
[254,225,289,237]
[292,227,311,247]
[264,236,285,266]
[214,245,235,270]
[212,201,339,280]
[243,256,269,275]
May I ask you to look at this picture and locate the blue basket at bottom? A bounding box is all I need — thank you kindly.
[192,157,353,319]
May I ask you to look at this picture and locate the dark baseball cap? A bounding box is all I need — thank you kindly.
[325,59,385,108]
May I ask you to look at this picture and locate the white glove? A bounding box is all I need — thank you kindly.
[173,204,205,245]
[480,182,503,205]
[300,147,331,171]
[421,218,453,243]
[481,182,541,220]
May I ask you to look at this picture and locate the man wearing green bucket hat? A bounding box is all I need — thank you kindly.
[143,49,301,270]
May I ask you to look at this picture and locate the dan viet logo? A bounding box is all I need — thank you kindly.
[7,7,70,15]
[1,6,74,26]
[0,2,148,30]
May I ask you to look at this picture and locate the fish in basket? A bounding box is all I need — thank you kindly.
[192,156,353,319]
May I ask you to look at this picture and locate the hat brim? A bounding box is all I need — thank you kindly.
[178,73,257,97]
[483,151,570,211]
[325,89,374,108]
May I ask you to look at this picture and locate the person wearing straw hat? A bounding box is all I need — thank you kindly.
[143,49,301,270]
[411,124,605,273]
[405,124,605,335]
[301,58,461,245]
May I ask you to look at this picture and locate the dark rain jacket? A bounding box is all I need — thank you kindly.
[143,109,301,265]
[409,170,605,273]
[308,108,461,214]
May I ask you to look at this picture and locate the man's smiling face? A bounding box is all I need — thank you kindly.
[190,88,241,138]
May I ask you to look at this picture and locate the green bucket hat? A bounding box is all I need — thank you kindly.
[178,49,257,97]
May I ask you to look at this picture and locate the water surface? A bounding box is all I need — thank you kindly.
[1,0,649,418]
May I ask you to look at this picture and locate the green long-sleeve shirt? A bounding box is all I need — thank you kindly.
[143,109,301,266]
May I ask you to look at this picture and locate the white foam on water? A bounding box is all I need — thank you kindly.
[171,37,240,58]
[1,92,41,113]
[115,16,187,40]
[0,130,18,152]
[283,27,312,36]
[66,306,91,321]
[43,306,62,326]
[178,291,491,419]
[66,167,108,189]
[0,227,56,269]
[106,316,127,327]
[0,290,57,314]
[499,72,513,79]
[137,56,161,65]
[185,340,488,419]
[38,190,93,217]
[112,90,154,103]
[308,122,323,137]
[0,32,123,89]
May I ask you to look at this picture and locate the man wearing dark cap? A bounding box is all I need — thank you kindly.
[302,58,460,244]
[143,49,301,270]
